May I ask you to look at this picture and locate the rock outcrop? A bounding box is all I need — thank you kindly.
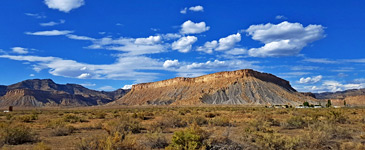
[112,69,316,106]
[0,79,129,107]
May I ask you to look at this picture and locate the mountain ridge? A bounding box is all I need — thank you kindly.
[0,79,129,107]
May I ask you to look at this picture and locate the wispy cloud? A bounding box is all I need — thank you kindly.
[25,30,73,36]
[80,82,96,87]
[86,35,167,56]
[40,20,65,26]
[303,58,337,64]
[0,54,162,83]
[98,86,115,91]
[275,15,287,20]
[343,59,365,63]
[25,13,46,19]
[180,7,187,14]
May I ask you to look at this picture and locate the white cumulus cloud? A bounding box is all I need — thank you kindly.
[12,47,29,54]
[189,6,204,12]
[180,20,210,34]
[77,73,91,79]
[216,33,241,51]
[163,60,180,69]
[134,35,162,45]
[122,84,133,90]
[322,81,363,92]
[172,36,198,53]
[197,33,241,53]
[197,40,218,54]
[299,75,322,84]
[0,54,163,83]
[246,21,325,57]
[83,36,167,56]
[44,0,85,13]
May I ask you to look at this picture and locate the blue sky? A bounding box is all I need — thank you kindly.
[0,0,364,92]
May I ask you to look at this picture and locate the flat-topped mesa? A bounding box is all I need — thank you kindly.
[132,69,295,92]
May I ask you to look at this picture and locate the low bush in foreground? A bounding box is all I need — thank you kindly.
[0,123,37,145]
[103,115,142,135]
[167,124,210,150]
[76,132,137,150]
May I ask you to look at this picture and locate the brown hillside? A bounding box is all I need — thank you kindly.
[112,69,316,106]
[0,79,130,107]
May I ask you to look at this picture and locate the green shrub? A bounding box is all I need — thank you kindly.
[132,112,154,120]
[297,131,331,149]
[103,116,142,135]
[33,142,51,150]
[153,114,187,130]
[204,112,219,118]
[0,123,37,145]
[51,125,75,136]
[76,132,137,150]
[95,112,107,119]
[209,116,231,127]
[140,131,168,149]
[282,116,306,129]
[6,113,13,120]
[186,115,208,126]
[62,114,87,123]
[167,124,210,150]
[254,132,300,150]
[17,114,38,123]
[327,110,347,124]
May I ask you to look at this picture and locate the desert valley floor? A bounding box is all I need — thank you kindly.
[1,106,365,150]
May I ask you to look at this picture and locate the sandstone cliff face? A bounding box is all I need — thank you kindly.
[0,79,130,107]
[113,69,316,106]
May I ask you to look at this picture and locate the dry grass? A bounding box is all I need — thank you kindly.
[0,106,364,149]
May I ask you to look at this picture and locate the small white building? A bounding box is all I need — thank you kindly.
[295,105,305,108]
[314,105,323,108]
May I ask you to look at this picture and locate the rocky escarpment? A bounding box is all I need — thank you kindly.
[0,79,130,107]
[112,69,316,106]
